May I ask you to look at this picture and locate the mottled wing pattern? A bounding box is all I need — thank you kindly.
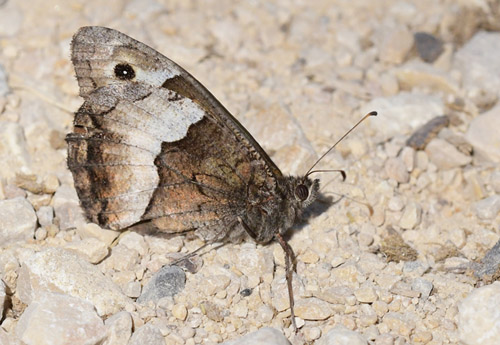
[67,26,281,236]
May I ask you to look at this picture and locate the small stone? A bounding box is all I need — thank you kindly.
[16,292,106,345]
[412,331,433,343]
[388,196,405,212]
[383,312,415,335]
[415,151,429,171]
[490,171,500,193]
[17,247,129,316]
[301,249,320,264]
[407,115,450,150]
[411,278,433,300]
[303,327,322,342]
[3,183,25,199]
[425,138,472,170]
[465,103,500,163]
[317,326,368,345]
[15,173,43,194]
[27,193,51,211]
[179,326,195,340]
[65,237,109,264]
[459,282,500,345]
[36,205,54,227]
[0,280,5,320]
[361,92,444,142]
[0,197,37,245]
[0,122,31,180]
[379,72,399,96]
[123,281,141,298]
[34,227,47,241]
[119,232,148,256]
[331,263,363,287]
[454,31,500,108]
[77,223,120,246]
[372,301,389,317]
[0,63,9,96]
[103,244,139,271]
[414,32,444,63]
[137,266,186,303]
[399,202,422,229]
[128,324,164,345]
[201,301,224,322]
[42,174,60,194]
[473,195,500,220]
[220,327,290,345]
[172,303,188,321]
[52,185,87,231]
[103,311,133,345]
[295,297,333,320]
[396,62,459,95]
[370,206,385,227]
[256,304,274,323]
[378,26,414,64]
[400,146,415,172]
[354,285,378,303]
[315,285,353,305]
[385,157,409,183]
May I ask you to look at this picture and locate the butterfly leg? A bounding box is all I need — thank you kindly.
[237,216,259,240]
[276,233,298,333]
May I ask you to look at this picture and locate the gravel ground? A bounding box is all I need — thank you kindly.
[1,1,500,344]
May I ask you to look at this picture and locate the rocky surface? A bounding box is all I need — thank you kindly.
[0,0,499,344]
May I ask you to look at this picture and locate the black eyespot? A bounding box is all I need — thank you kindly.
[114,63,135,80]
[295,184,309,201]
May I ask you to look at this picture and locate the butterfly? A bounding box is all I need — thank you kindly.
[66,26,376,332]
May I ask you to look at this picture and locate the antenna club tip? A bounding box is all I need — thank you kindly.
[368,111,378,116]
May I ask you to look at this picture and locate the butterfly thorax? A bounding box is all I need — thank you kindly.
[242,175,319,244]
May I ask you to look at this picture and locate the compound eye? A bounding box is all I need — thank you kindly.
[295,184,309,201]
[114,63,136,80]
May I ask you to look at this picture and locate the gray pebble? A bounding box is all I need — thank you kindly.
[473,195,500,220]
[137,265,186,304]
[474,238,500,278]
[411,278,433,300]
[128,324,164,345]
[414,32,444,63]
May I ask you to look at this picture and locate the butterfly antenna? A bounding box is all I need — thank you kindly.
[305,111,377,176]
[307,169,347,181]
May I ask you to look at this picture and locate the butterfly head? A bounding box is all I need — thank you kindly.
[288,176,320,209]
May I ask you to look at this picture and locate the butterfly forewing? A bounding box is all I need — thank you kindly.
[67,26,280,237]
